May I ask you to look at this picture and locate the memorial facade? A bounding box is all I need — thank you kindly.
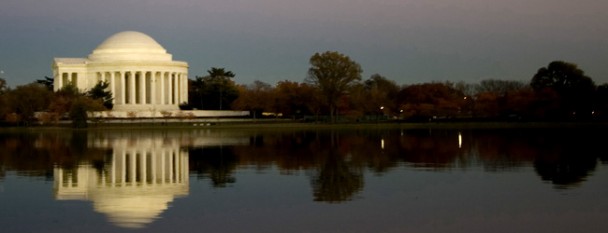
[52,31,188,111]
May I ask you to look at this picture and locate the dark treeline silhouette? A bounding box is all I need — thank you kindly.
[228,60,607,122]
[1,59,607,125]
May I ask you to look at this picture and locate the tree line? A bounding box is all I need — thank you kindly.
[1,51,607,126]
[190,52,608,122]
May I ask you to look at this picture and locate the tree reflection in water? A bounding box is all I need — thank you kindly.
[189,146,238,188]
[0,127,607,199]
[529,129,602,189]
[311,152,363,203]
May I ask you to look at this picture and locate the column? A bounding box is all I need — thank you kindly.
[57,72,63,90]
[175,152,180,183]
[169,152,174,183]
[121,152,126,185]
[120,72,126,105]
[175,74,182,104]
[150,71,158,104]
[130,72,136,105]
[141,73,145,105]
[168,73,174,105]
[130,151,136,184]
[182,75,187,105]
[111,152,116,187]
[161,151,166,183]
[150,151,157,184]
[183,154,189,184]
[141,152,147,184]
[161,72,166,105]
[110,72,116,104]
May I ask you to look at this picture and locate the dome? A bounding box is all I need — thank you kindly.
[88,31,173,62]
[93,195,174,229]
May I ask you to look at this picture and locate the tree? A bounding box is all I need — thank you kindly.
[530,61,596,119]
[363,74,399,117]
[594,84,608,119]
[476,79,526,96]
[36,76,54,91]
[190,67,238,110]
[397,82,465,121]
[274,80,317,119]
[312,153,363,203]
[48,84,80,121]
[306,51,362,123]
[208,67,236,110]
[0,77,7,95]
[3,83,52,125]
[232,81,274,118]
[473,79,528,118]
[86,81,113,110]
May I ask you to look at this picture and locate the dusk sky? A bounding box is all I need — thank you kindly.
[1,0,607,87]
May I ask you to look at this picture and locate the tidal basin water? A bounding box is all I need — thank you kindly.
[1,127,607,233]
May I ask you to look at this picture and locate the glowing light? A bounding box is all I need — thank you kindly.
[381,138,385,149]
[458,132,462,149]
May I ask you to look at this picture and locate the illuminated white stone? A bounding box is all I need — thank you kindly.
[52,31,188,111]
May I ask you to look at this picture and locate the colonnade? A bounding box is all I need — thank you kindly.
[55,70,187,107]
[58,72,80,88]
[55,149,188,191]
[106,149,189,186]
[97,71,187,106]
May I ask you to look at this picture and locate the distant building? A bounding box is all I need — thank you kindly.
[52,31,188,112]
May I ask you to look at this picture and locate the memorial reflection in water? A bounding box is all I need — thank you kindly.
[53,133,190,229]
[2,128,608,233]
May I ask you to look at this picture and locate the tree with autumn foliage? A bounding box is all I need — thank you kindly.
[473,79,529,118]
[1,83,52,125]
[232,80,274,118]
[273,80,318,119]
[306,51,362,123]
[397,82,465,121]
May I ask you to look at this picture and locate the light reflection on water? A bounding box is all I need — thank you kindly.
[0,128,607,232]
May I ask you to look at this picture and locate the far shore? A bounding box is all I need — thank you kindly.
[2,119,608,132]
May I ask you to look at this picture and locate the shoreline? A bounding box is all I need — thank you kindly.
[2,120,608,132]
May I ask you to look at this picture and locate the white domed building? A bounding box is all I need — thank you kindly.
[53,31,188,112]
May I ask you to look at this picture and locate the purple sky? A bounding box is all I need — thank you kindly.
[1,0,607,87]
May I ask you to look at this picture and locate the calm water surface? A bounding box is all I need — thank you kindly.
[0,127,607,233]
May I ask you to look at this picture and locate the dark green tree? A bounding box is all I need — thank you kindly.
[86,81,113,110]
[36,76,54,91]
[306,51,362,123]
[530,61,596,119]
[189,67,238,110]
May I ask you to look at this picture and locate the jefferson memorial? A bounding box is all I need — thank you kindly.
[53,31,188,112]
